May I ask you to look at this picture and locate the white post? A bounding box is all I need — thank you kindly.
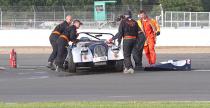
[0,8,2,29]
[176,12,178,27]
[171,12,172,27]
[184,12,185,27]
[196,12,198,27]
[209,12,210,27]
[62,5,65,20]
[32,6,36,29]
[165,11,167,27]
[140,0,143,10]
[54,10,55,21]
[160,4,164,27]
[161,10,164,27]
[189,12,191,27]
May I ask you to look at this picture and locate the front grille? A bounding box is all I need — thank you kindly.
[94,45,106,57]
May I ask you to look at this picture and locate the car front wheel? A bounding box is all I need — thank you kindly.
[114,60,123,72]
[67,52,76,73]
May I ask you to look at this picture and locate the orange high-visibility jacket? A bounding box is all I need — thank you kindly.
[137,18,160,36]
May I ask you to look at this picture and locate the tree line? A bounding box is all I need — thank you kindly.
[0,0,210,11]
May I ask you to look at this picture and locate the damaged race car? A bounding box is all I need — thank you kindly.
[64,32,124,73]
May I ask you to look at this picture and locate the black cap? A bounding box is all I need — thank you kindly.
[73,19,83,25]
[124,10,132,18]
[139,10,146,14]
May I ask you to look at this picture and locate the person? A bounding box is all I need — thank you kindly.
[55,20,83,72]
[110,16,143,71]
[47,15,72,69]
[108,10,141,74]
[137,10,160,66]
[132,31,145,70]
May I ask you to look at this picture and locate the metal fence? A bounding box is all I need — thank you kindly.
[0,5,162,29]
[164,11,210,28]
[1,6,209,29]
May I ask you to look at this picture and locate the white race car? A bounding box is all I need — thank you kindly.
[64,32,124,73]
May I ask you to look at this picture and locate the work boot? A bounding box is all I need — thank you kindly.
[55,66,63,72]
[50,62,56,70]
[46,62,52,68]
[63,61,68,70]
[123,68,129,74]
[127,68,134,74]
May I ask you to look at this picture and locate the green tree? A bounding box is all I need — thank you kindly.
[202,0,210,11]
[160,0,204,11]
[0,0,210,11]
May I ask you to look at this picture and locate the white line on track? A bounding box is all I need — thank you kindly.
[0,67,5,70]
[192,69,210,72]
[27,76,49,79]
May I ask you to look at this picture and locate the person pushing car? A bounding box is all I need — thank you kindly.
[55,20,83,72]
[47,15,72,69]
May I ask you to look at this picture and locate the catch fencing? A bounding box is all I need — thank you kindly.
[0,6,209,29]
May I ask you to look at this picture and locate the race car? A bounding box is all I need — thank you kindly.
[144,59,191,71]
[64,32,124,73]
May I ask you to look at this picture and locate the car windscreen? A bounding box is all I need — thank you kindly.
[78,33,113,41]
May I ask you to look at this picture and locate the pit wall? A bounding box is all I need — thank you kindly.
[0,28,210,46]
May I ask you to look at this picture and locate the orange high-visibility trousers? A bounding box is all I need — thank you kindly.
[144,36,156,65]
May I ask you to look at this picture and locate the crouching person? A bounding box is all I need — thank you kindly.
[55,20,83,72]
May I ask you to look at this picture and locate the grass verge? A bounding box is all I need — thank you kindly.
[0,101,210,108]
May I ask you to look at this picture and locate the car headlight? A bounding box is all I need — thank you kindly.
[81,47,88,55]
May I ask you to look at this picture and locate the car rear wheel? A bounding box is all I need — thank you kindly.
[114,60,123,72]
[68,52,76,73]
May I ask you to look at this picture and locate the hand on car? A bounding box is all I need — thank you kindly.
[156,31,160,36]
[106,38,113,44]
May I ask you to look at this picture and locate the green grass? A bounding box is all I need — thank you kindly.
[0,101,210,108]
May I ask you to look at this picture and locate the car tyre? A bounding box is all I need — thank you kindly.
[114,60,123,72]
[68,52,76,73]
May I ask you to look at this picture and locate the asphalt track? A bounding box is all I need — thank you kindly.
[0,53,210,102]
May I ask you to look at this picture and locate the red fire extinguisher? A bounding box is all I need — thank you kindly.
[9,49,17,68]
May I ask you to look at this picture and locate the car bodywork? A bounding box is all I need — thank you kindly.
[64,32,124,73]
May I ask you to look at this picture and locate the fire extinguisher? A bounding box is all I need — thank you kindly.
[9,49,17,68]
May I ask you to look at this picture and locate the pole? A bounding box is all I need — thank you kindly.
[196,12,197,27]
[189,12,191,27]
[159,4,164,27]
[184,12,185,27]
[171,12,172,27]
[209,12,210,27]
[53,6,56,21]
[32,6,36,29]
[0,8,2,29]
[62,5,65,20]
[140,0,143,10]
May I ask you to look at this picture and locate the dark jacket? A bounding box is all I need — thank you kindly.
[52,21,70,34]
[114,18,141,45]
[61,25,78,42]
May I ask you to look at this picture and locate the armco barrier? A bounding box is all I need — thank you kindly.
[0,28,210,46]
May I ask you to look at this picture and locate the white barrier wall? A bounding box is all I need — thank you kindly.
[0,30,51,46]
[0,28,210,46]
[156,28,210,46]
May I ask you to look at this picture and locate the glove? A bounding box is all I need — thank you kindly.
[106,38,113,44]
[76,33,79,37]
[156,31,160,36]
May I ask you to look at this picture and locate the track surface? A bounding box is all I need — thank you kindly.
[0,54,210,102]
